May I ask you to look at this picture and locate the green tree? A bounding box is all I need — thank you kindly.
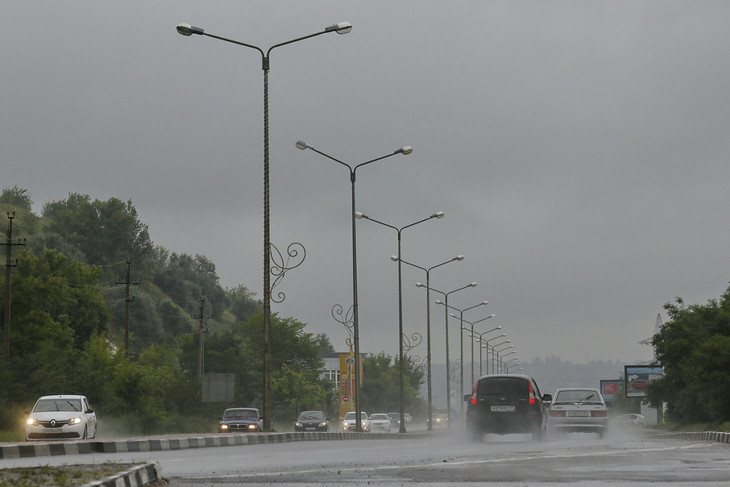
[1,250,110,402]
[360,352,426,417]
[0,186,32,211]
[42,194,153,277]
[648,287,730,424]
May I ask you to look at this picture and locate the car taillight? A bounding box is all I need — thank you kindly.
[470,396,477,405]
[528,381,536,405]
[548,410,566,417]
[591,411,608,417]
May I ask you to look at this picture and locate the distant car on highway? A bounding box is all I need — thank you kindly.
[368,413,392,433]
[342,411,368,432]
[387,412,400,428]
[25,394,97,441]
[547,388,609,438]
[426,412,448,428]
[294,410,330,432]
[616,413,646,427]
[218,407,263,432]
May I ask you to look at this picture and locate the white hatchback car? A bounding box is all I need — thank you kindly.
[25,395,98,441]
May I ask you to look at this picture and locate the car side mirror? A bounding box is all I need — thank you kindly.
[86,408,94,414]
[543,394,552,402]
[463,394,472,402]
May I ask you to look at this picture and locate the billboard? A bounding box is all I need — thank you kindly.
[339,352,362,420]
[624,365,663,398]
[599,379,624,402]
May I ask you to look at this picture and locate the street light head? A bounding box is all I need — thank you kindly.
[295,140,311,151]
[354,211,366,219]
[469,282,477,287]
[176,23,204,36]
[415,282,424,288]
[496,324,501,329]
[455,255,465,261]
[396,145,413,155]
[482,301,489,305]
[390,255,399,262]
[325,21,353,34]
[432,211,445,219]
[435,300,443,305]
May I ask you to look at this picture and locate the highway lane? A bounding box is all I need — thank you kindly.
[3,428,730,485]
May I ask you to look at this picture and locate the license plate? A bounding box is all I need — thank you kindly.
[43,428,60,433]
[567,411,590,417]
[491,405,515,412]
[305,427,315,431]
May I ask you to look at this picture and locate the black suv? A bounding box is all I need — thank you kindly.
[464,374,552,442]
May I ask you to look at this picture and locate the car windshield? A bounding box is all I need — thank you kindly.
[554,390,602,404]
[370,414,388,421]
[299,411,325,420]
[34,398,82,413]
[344,412,367,420]
[224,409,258,420]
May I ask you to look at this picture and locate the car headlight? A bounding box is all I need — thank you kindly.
[70,417,82,425]
[27,417,38,426]
[318,422,327,428]
[219,424,229,431]
[247,424,258,430]
[295,422,303,428]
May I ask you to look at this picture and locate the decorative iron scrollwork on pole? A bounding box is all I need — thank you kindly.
[270,242,306,303]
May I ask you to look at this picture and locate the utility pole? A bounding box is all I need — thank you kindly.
[192,296,212,381]
[2,212,26,360]
[115,259,138,357]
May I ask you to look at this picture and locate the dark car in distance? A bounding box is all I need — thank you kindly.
[218,407,263,433]
[294,410,330,432]
[464,374,552,442]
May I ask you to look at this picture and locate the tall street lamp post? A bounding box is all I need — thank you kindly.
[456,315,497,387]
[295,141,412,431]
[500,350,517,373]
[435,300,489,420]
[416,282,476,428]
[505,357,520,373]
[397,255,464,431]
[356,211,445,433]
[483,333,506,374]
[176,21,352,430]
[493,342,513,373]
[461,320,500,381]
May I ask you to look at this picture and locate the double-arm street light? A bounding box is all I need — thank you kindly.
[462,320,500,381]
[295,141,412,431]
[436,299,489,420]
[483,333,506,374]
[456,315,497,388]
[397,255,464,431]
[356,211,444,433]
[500,351,518,373]
[416,282,476,428]
[505,357,521,373]
[176,21,351,430]
[493,342,512,373]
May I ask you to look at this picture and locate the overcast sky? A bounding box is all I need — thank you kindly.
[4,1,730,369]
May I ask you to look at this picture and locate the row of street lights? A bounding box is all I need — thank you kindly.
[176,20,522,432]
